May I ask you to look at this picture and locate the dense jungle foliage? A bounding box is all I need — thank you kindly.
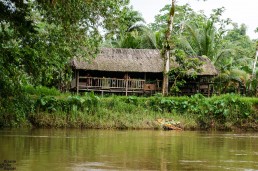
[1,0,257,97]
[105,4,258,95]
[0,0,134,97]
[1,1,258,129]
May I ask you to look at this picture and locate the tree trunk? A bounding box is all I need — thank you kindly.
[162,0,175,96]
[252,49,258,78]
[251,49,258,95]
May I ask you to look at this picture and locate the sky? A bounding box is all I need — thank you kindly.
[130,0,258,39]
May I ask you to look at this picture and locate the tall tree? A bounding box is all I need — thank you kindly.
[162,0,175,96]
[252,28,258,81]
[216,24,255,94]
[105,5,145,40]
[0,0,130,96]
[103,5,146,48]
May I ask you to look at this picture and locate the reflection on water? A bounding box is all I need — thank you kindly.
[0,129,257,171]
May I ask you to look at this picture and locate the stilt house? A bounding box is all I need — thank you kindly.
[70,48,218,96]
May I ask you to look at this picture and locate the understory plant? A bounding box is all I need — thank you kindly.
[1,89,257,130]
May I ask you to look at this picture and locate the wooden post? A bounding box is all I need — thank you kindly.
[207,83,210,97]
[76,70,79,94]
[125,74,128,96]
[198,82,200,93]
[238,83,241,94]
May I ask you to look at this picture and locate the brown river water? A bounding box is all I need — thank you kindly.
[0,129,257,171]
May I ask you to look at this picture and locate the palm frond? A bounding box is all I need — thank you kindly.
[178,36,197,55]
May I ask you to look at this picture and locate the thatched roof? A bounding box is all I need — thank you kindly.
[71,48,218,76]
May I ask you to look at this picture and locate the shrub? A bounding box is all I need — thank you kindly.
[2,91,257,130]
[34,92,100,115]
[24,85,61,96]
[0,95,34,127]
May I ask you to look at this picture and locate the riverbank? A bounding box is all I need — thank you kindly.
[0,90,257,131]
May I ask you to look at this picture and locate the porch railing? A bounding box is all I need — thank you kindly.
[78,77,145,91]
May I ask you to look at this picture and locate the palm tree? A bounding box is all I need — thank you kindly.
[178,19,218,58]
[214,68,250,94]
[104,6,145,41]
[178,18,258,94]
[103,23,164,50]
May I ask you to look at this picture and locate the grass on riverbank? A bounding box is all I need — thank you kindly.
[28,94,198,130]
[1,86,257,131]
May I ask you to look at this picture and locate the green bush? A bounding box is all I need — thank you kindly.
[185,94,255,129]
[35,92,100,115]
[0,95,34,127]
[23,85,61,96]
[1,92,257,130]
